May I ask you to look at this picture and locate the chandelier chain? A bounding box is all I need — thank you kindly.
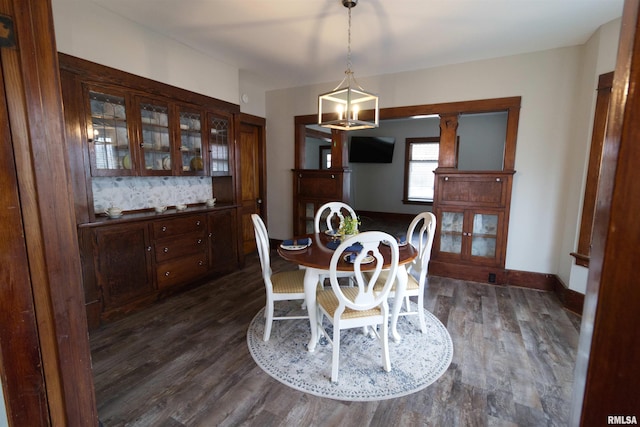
[347,4,352,73]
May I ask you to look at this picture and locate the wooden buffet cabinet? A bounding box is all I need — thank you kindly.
[78,208,237,329]
[60,54,247,329]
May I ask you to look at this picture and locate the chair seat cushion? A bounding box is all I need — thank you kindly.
[271,269,306,294]
[317,287,382,319]
[368,270,420,292]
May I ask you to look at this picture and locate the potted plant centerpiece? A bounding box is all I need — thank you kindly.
[339,215,360,239]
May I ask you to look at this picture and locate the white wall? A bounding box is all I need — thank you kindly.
[51,0,239,105]
[266,21,621,288]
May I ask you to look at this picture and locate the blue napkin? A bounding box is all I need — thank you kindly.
[326,241,362,251]
[282,237,311,246]
[346,243,363,252]
[326,240,340,250]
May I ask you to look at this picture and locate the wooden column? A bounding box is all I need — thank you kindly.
[438,113,459,168]
[330,129,349,169]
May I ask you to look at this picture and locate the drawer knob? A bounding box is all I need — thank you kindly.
[198,260,204,266]
[444,176,449,181]
[147,246,151,252]
[196,220,201,226]
[197,239,202,244]
[208,232,213,238]
[164,271,170,276]
[496,177,501,182]
[162,226,167,232]
[163,247,169,253]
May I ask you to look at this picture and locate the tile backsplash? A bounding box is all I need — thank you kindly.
[93,176,213,212]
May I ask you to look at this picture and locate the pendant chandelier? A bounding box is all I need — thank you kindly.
[318,0,379,131]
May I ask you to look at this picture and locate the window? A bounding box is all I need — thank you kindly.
[404,137,439,203]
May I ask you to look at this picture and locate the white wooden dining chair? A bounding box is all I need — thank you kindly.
[314,201,357,233]
[372,211,436,333]
[251,214,308,341]
[316,231,400,383]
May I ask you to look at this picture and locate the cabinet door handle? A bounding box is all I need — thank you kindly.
[162,226,167,232]
[163,247,169,253]
[209,232,213,238]
[444,176,449,181]
[164,271,170,276]
[147,246,151,252]
[196,220,201,226]
[496,177,501,182]
[197,239,202,244]
[198,260,204,266]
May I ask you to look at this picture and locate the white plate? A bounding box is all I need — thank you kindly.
[343,253,375,264]
[280,242,310,251]
[382,240,408,247]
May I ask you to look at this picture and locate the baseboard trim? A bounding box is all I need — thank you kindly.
[430,261,583,315]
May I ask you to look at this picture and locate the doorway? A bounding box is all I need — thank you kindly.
[238,114,267,255]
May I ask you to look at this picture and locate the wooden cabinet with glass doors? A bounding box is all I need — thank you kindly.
[435,207,506,267]
[84,87,216,178]
[87,87,134,176]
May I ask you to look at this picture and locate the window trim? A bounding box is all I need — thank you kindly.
[571,71,614,268]
[403,137,440,205]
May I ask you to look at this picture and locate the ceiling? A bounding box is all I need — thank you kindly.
[90,0,624,91]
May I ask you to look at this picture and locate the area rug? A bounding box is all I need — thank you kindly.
[246,300,453,401]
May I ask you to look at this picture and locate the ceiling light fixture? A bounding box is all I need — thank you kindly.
[318,0,379,131]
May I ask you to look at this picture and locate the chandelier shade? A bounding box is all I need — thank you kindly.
[318,0,379,131]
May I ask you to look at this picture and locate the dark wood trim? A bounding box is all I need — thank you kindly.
[552,277,585,316]
[574,0,640,422]
[574,71,614,269]
[0,0,98,425]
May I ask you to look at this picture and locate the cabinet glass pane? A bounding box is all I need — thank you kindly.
[179,110,203,172]
[471,213,498,258]
[440,211,463,254]
[90,91,130,171]
[209,116,229,175]
[140,102,170,171]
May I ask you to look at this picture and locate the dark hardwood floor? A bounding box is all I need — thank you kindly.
[90,249,581,427]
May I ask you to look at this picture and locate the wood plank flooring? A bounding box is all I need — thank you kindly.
[90,254,581,427]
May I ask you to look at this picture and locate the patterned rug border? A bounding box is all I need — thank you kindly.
[247,301,453,402]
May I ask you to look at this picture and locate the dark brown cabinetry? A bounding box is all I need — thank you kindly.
[79,208,239,329]
[292,169,351,235]
[431,170,515,282]
[93,223,154,311]
[208,208,239,272]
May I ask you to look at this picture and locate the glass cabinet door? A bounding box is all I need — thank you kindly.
[208,113,231,176]
[439,210,464,255]
[470,212,499,259]
[88,89,132,175]
[178,108,204,174]
[139,100,171,174]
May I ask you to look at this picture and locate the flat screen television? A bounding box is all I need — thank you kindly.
[349,136,396,163]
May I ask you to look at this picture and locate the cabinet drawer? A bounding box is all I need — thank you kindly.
[156,252,208,289]
[154,232,207,263]
[153,214,206,239]
[436,174,510,207]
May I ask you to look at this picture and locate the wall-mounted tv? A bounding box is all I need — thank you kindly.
[349,136,396,163]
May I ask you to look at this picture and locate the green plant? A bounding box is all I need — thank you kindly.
[339,215,360,236]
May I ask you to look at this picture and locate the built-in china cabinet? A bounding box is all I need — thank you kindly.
[59,53,245,328]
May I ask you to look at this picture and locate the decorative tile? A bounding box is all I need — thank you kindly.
[92,177,213,212]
